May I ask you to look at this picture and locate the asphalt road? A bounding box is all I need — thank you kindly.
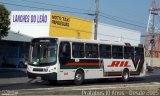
[0,68,160,95]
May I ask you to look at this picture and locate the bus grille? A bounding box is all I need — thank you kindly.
[33,68,44,72]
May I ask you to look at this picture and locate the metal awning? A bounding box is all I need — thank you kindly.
[2,31,33,42]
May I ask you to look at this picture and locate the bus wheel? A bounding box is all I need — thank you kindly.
[49,80,57,85]
[122,69,129,82]
[74,70,84,85]
[18,62,25,68]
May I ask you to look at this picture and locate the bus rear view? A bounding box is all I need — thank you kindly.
[27,38,58,82]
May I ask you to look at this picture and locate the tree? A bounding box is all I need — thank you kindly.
[0,4,10,39]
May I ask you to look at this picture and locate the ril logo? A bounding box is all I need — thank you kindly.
[108,61,130,67]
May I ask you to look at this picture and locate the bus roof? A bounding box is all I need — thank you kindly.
[32,37,138,47]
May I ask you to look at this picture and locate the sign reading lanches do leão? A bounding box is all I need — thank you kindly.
[12,14,47,23]
[11,11,50,24]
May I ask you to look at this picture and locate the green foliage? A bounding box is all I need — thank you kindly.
[0,4,10,39]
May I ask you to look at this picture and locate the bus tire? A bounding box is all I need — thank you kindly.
[49,80,57,85]
[18,62,25,68]
[122,69,129,82]
[97,78,108,83]
[74,70,84,85]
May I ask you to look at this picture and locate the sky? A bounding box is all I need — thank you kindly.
[0,0,150,36]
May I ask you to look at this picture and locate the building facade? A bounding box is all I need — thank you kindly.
[10,11,141,45]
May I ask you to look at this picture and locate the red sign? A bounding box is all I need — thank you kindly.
[108,61,130,67]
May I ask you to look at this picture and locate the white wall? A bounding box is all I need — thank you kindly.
[10,11,51,37]
[97,23,141,46]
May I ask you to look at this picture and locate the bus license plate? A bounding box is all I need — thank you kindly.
[36,77,41,80]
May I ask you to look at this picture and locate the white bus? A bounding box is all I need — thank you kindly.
[27,37,146,85]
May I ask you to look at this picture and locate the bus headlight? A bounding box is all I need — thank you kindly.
[48,67,56,72]
[25,61,28,65]
[27,65,33,71]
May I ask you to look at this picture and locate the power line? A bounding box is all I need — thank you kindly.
[99,33,140,41]
[50,25,140,41]
[1,1,146,38]
[1,1,49,10]
[13,0,148,27]
[1,2,139,41]
[21,0,146,27]
[19,0,95,13]
[0,1,90,15]
[3,0,147,30]
[100,12,147,26]
[99,14,146,29]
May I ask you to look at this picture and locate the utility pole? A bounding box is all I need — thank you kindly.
[145,0,160,66]
[94,0,99,40]
[147,0,157,67]
[150,0,155,67]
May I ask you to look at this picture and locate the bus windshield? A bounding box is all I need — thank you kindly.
[29,38,57,66]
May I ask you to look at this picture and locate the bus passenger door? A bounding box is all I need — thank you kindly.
[59,42,71,65]
[100,59,108,76]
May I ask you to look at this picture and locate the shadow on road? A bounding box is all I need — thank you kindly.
[0,68,27,78]
[0,74,160,91]
[0,68,160,91]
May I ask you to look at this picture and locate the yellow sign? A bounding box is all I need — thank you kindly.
[49,12,93,39]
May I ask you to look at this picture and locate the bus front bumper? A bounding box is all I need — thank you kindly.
[27,71,57,80]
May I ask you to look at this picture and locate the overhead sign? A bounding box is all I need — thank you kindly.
[49,12,93,39]
[10,11,93,39]
[51,14,70,27]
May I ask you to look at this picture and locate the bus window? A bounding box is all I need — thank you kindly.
[85,43,98,58]
[124,46,134,59]
[59,42,71,64]
[29,38,57,66]
[135,47,144,60]
[72,43,84,58]
[112,46,123,59]
[99,44,111,58]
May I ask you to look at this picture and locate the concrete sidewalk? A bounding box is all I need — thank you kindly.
[0,68,27,78]
[0,68,28,89]
[145,57,160,67]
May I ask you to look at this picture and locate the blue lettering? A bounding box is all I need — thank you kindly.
[37,14,47,23]
[31,15,36,23]
[12,15,30,23]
